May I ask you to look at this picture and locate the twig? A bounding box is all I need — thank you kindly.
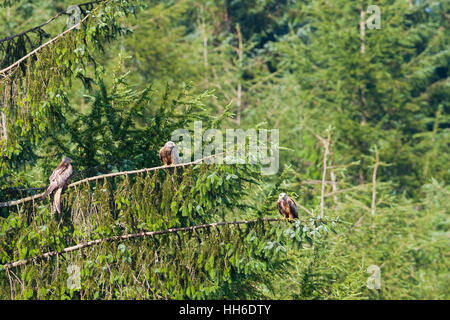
[1,217,292,270]
[306,127,330,219]
[0,110,6,142]
[423,106,441,178]
[297,203,314,217]
[371,148,379,216]
[360,5,365,54]
[324,184,370,197]
[1,186,46,194]
[300,180,335,185]
[201,15,208,85]
[320,134,330,218]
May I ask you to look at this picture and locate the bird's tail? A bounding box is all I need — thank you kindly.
[53,188,62,214]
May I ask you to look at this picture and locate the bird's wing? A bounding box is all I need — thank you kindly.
[57,165,73,187]
[277,200,285,217]
[159,147,167,164]
[171,147,180,165]
[288,198,298,218]
[42,165,72,199]
[49,166,64,183]
[42,181,58,199]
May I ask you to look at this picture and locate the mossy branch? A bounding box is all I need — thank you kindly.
[1,217,289,270]
[0,153,223,208]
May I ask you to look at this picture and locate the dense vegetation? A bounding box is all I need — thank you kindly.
[0,0,448,299]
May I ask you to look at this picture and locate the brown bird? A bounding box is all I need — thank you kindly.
[42,156,73,214]
[159,141,180,166]
[277,193,299,220]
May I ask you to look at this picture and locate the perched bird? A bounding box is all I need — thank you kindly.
[42,156,73,214]
[277,193,299,220]
[159,141,180,166]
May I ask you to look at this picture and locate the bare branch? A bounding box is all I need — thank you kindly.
[0,110,6,143]
[297,203,314,217]
[305,127,330,219]
[0,153,224,208]
[201,13,209,85]
[300,180,335,185]
[371,148,379,216]
[324,184,371,197]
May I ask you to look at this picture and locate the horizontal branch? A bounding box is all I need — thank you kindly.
[0,191,43,208]
[324,183,372,198]
[1,217,292,270]
[297,203,314,217]
[300,180,336,185]
[0,13,64,45]
[69,153,224,188]
[1,186,46,193]
[0,153,223,208]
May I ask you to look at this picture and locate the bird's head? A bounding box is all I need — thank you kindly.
[165,141,176,150]
[278,193,287,201]
[63,156,72,164]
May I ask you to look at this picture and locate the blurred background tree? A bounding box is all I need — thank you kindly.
[0,0,448,299]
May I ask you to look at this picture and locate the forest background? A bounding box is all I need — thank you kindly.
[0,0,448,299]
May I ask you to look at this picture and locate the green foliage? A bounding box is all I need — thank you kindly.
[0,161,333,299]
[268,181,449,300]
[43,61,214,176]
[0,0,448,300]
[263,0,449,194]
[0,0,141,175]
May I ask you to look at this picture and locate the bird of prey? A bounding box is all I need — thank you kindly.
[277,193,299,220]
[42,156,73,214]
[159,141,180,166]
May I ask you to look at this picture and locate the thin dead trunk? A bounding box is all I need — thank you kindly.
[320,134,330,218]
[236,24,243,125]
[423,107,441,178]
[371,149,379,216]
[1,109,6,143]
[202,21,208,85]
[306,127,330,219]
[360,6,365,54]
